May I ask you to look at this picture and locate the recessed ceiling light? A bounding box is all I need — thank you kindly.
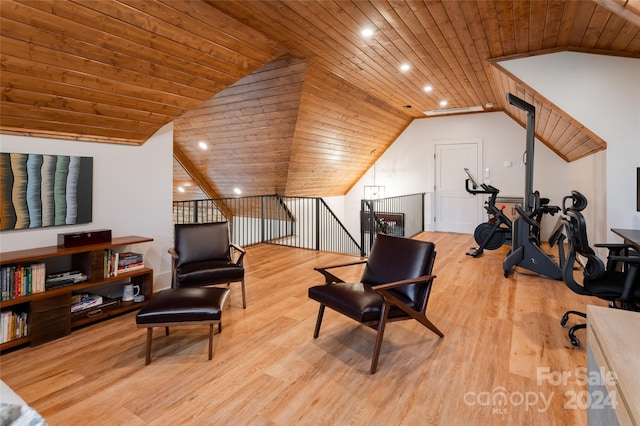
[361,27,374,38]
[198,141,207,150]
[439,100,448,107]
[177,186,185,193]
[234,188,242,195]
[400,63,411,72]
[423,85,433,92]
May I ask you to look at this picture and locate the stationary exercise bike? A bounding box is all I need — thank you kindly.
[464,168,512,257]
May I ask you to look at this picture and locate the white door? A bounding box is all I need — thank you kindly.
[434,142,481,233]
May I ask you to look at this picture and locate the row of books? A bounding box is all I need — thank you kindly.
[104,250,144,278]
[0,311,28,344]
[1,263,46,301]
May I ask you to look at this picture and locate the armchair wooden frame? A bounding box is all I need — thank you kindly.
[312,257,444,374]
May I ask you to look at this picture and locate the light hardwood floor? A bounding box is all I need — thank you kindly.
[0,232,606,425]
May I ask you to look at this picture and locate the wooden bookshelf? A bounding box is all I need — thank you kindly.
[0,236,153,352]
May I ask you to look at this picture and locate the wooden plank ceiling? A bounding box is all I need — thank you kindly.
[1,1,639,200]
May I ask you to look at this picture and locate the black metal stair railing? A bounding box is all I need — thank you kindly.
[360,193,425,256]
[173,195,361,256]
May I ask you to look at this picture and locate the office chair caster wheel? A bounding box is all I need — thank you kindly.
[570,335,580,347]
[560,313,570,327]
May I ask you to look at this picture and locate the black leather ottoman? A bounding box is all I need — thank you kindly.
[136,287,230,364]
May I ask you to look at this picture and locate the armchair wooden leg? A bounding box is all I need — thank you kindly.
[241,278,247,309]
[314,305,325,338]
[208,324,214,360]
[370,303,390,374]
[415,315,444,338]
[145,328,153,365]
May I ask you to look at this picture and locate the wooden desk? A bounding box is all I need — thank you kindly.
[587,305,640,426]
[611,228,640,251]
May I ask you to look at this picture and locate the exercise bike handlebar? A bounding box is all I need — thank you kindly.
[465,178,500,195]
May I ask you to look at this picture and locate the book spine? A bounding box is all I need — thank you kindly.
[117,262,144,272]
[35,263,44,293]
[118,254,143,266]
[0,312,6,343]
[14,266,20,299]
[26,266,32,296]
[10,266,15,300]
[110,250,116,277]
[1,267,7,301]
[21,311,28,338]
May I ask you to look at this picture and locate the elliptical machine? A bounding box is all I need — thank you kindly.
[464,168,512,257]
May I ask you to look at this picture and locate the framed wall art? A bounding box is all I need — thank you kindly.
[0,153,93,231]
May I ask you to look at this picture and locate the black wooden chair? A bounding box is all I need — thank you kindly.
[308,234,443,374]
[558,192,640,347]
[169,222,247,308]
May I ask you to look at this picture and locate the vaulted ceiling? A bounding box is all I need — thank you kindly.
[1,1,639,201]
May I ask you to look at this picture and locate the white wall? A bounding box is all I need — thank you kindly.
[342,112,569,240]
[0,124,174,291]
[501,52,640,241]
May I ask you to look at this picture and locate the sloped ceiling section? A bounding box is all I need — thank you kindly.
[173,160,208,201]
[490,58,607,162]
[285,60,409,197]
[0,0,284,143]
[174,56,307,199]
[173,56,410,199]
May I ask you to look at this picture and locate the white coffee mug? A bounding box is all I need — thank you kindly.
[122,284,140,302]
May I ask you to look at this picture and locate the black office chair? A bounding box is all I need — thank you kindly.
[559,192,640,347]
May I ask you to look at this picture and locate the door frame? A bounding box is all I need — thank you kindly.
[427,138,483,232]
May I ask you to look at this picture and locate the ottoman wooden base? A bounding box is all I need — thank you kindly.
[136,287,230,364]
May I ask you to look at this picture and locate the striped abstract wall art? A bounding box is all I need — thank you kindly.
[0,153,93,231]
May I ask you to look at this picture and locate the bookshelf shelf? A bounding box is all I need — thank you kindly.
[0,336,29,351]
[0,236,153,352]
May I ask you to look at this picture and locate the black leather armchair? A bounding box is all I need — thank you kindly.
[558,192,640,346]
[169,222,247,308]
[308,234,443,374]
